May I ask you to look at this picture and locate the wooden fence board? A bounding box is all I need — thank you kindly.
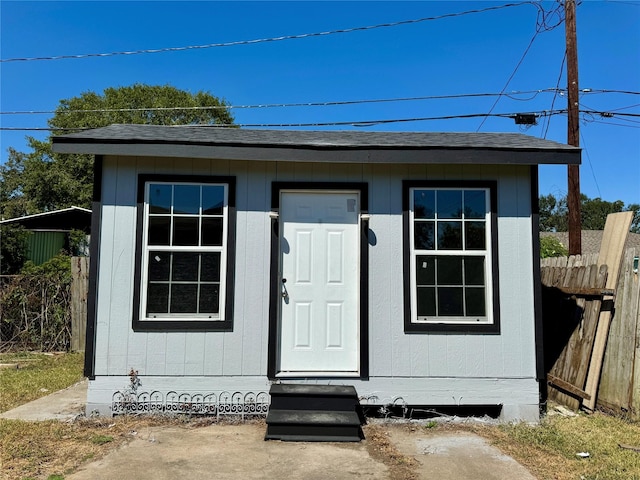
[70,256,89,352]
[631,249,640,415]
[599,248,640,413]
[584,212,634,411]
[547,374,591,400]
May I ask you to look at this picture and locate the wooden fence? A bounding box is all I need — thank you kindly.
[541,247,640,415]
[541,259,608,410]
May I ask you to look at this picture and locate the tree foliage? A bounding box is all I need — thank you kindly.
[539,193,639,233]
[0,225,29,275]
[539,236,569,258]
[49,84,234,133]
[0,84,235,219]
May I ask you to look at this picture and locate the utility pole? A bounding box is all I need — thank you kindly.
[566,0,582,254]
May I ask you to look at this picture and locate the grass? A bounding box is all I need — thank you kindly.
[469,410,640,480]
[90,434,113,445]
[0,416,176,480]
[0,352,84,413]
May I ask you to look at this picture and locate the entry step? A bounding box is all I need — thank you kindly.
[266,409,361,426]
[265,383,365,442]
[269,384,358,396]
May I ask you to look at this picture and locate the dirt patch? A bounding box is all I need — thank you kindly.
[364,423,419,480]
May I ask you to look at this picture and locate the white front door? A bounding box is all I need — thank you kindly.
[278,191,360,375]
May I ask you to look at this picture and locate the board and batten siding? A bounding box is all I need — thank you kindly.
[94,155,537,384]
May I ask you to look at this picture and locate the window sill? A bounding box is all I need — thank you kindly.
[404,320,500,334]
[132,319,233,332]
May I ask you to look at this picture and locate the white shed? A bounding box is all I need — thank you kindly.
[52,126,580,422]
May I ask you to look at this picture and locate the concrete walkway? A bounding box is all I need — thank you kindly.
[0,379,87,421]
[388,427,537,480]
[1,382,537,479]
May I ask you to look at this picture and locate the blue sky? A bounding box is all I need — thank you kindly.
[1,1,639,206]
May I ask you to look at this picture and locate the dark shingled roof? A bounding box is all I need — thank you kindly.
[54,124,579,149]
[52,125,581,165]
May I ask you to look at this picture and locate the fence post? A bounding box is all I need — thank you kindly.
[70,256,89,352]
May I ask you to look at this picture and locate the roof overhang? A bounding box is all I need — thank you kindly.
[0,206,92,232]
[52,125,581,166]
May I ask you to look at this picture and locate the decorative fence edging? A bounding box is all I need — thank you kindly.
[111,390,270,418]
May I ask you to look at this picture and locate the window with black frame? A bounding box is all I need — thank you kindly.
[404,181,499,333]
[133,176,235,330]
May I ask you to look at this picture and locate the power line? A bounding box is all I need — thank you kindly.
[4,108,638,131]
[476,30,541,132]
[583,119,640,129]
[603,0,640,6]
[534,0,566,30]
[0,109,570,131]
[3,88,637,117]
[581,110,640,118]
[583,89,640,95]
[584,115,640,126]
[579,131,602,198]
[4,109,639,131]
[0,90,565,116]
[607,103,640,112]
[543,51,566,139]
[579,102,640,127]
[476,0,566,132]
[554,110,640,127]
[1,2,537,63]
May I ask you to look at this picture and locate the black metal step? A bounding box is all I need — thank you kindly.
[269,384,361,412]
[270,384,358,396]
[265,425,364,442]
[266,409,362,426]
[263,433,364,442]
[265,384,365,442]
[265,410,364,442]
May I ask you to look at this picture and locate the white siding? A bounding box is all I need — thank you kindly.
[365,163,395,378]
[95,156,537,388]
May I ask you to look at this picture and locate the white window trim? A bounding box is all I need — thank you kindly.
[139,181,229,322]
[408,187,494,325]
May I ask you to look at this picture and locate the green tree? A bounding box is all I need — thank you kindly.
[539,236,568,258]
[0,84,234,218]
[539,193,568,232]
[0,225,29,275]
[539,193,639,233]
[629,205,640,233]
